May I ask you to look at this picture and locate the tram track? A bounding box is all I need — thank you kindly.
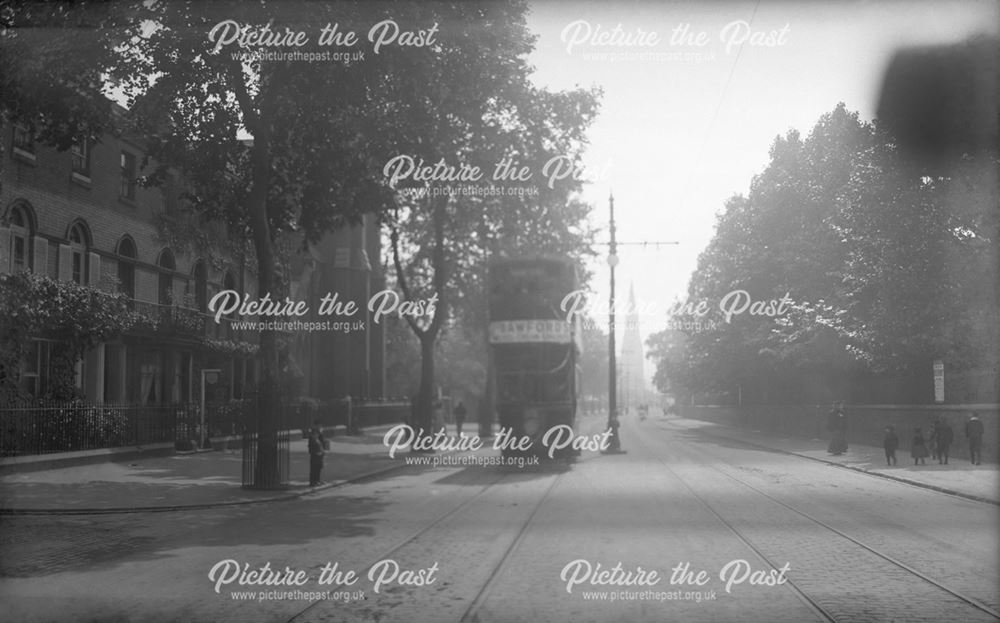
[284,465,509,622]
[627,425,838,623]
[635,418,1000,622]
[285,452,592,623]
[458,469,565,623]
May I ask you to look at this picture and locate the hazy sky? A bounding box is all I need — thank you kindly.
[525,0,998,380]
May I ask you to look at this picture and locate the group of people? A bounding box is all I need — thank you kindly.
[830,404,987,467]
[883,413,985,466]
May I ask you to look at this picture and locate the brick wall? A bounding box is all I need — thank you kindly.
[1,123,250,294]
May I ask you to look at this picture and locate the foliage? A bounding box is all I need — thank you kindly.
[153,212,253,274]
[203,338,259,357]
[0,400,131,456]
[649,103,999,404]
[0,273,135,400]
[382,3,601,430]
[0,1,122,150]
[3,2,603,456]
[383,314,421,399]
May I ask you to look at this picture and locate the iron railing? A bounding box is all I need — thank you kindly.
[241,399,291,489]
[1,398,410,458]
[0,401,187,457]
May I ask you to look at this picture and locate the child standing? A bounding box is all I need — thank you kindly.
[308,419,327,487]
[883,425,899,466]
[911,427,929,465]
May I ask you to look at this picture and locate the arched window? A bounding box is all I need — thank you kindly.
[157,248,175,306]
[222,270,238,319]
[8,203,33,272]
[67,222,89,284]
[116,237,136,303]
[191,259,207,312]
[223,271,237,298]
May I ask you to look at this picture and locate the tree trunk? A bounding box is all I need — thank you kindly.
[247,120,282,488]
[414,332,436,444]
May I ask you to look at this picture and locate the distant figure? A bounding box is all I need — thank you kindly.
[453,401,467,436]
[911,427,929,465]
[966,413,984,465]
[934,418,953,465]
[826,402,848,455]
[883,425,899,466]
[308,419,326,487]
[928,420,939,461]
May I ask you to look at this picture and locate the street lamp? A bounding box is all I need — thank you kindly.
[201,368,221,449]
[607,193,620,450]
[596,192,678,452]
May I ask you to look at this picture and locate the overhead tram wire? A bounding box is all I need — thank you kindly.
[673,0,762,213]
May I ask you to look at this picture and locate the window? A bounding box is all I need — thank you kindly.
[68,223,88,284]
[221,271,238,339]
[71,138,91,177]
[9,205,31,272]
[157,249,175,306]
[116,237,136,305]
[139,351,162,405]
[21,340,50,397]
[12,123,34,155]
[191,260,207,311]
[120,151,136,199]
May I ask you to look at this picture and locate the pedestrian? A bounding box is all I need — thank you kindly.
[928,419,939,462]
[827,402,848,455]
[965,413,984,465]
[308,418,326,486]
[911,427,929,465]
[453,401,467,436]
[883,425,899,466]
[934,418,953,465]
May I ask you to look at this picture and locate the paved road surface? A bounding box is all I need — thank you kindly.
[2,414,997,622]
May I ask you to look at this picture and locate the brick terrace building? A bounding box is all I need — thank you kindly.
[1,114,385,412]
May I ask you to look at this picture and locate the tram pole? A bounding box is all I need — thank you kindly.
[596,193,678,454]
[605,192,622,452]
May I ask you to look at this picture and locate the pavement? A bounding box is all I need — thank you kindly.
[662,415,1000,504]
[0,425,410,514]
[1,414,996,514]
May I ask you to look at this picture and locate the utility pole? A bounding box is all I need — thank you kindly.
[596,192,679,453]
[608,192,618,441]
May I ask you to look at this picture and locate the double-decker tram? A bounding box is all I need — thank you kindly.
[488,256,580,459]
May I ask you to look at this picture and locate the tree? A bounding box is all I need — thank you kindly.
[0,1,119,150]
[95,2,393,485]
[649,100,999,405]
[103,1,564,484]
[3,2,601,473]
[110,0,600,473]
[381,4,600,437]
[0,273,135,401]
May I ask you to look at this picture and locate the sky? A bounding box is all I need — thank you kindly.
[523,0,999,382]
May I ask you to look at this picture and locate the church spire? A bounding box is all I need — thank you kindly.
[620,281,646,410]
